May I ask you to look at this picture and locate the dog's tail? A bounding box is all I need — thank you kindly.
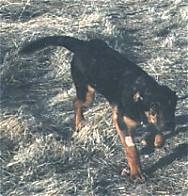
[19,36,86,54]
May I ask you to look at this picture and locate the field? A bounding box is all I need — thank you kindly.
[0,0,188,195]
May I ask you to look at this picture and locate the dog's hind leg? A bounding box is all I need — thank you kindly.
[71,57,95,131]
[73,85,95,131]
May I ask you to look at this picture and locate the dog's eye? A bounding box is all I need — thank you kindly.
[149,108,158,116]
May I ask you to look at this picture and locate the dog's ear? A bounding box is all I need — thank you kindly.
[133,91,143,102]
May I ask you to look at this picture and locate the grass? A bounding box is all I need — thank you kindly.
[0,0,188,195]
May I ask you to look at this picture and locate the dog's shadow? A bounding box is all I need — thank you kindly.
[1,49,75,141]
[165,114,188,138]
[140,114,188,175]
[144,143,187,176]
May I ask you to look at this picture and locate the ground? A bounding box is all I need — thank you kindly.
[0,0,187,195]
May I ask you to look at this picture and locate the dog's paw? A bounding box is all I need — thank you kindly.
[75,119,87,132]
[121,168,145,182]
[154,133,165,148]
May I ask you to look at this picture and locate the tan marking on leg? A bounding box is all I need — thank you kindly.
[123,116,138,130]
[112,106,142,179]
[125,136,135,147]
[83,85,95,107]
[112,106,126,144]
[73,98,84,131]
[73,85,95,131]
[125,146,142,179]
[154,133,164,148]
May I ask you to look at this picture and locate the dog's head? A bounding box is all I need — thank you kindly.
[135,85,177,131]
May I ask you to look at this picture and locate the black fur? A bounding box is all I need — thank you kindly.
[20,35,177,130]
[20,35,178,179]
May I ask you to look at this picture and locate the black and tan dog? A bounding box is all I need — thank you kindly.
[20,36,177,180]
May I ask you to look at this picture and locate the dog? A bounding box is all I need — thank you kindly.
[20,36,177,180]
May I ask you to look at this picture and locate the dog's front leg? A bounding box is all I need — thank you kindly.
[112,106,143,180]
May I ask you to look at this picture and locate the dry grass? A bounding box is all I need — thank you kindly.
[1,0,188,195]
